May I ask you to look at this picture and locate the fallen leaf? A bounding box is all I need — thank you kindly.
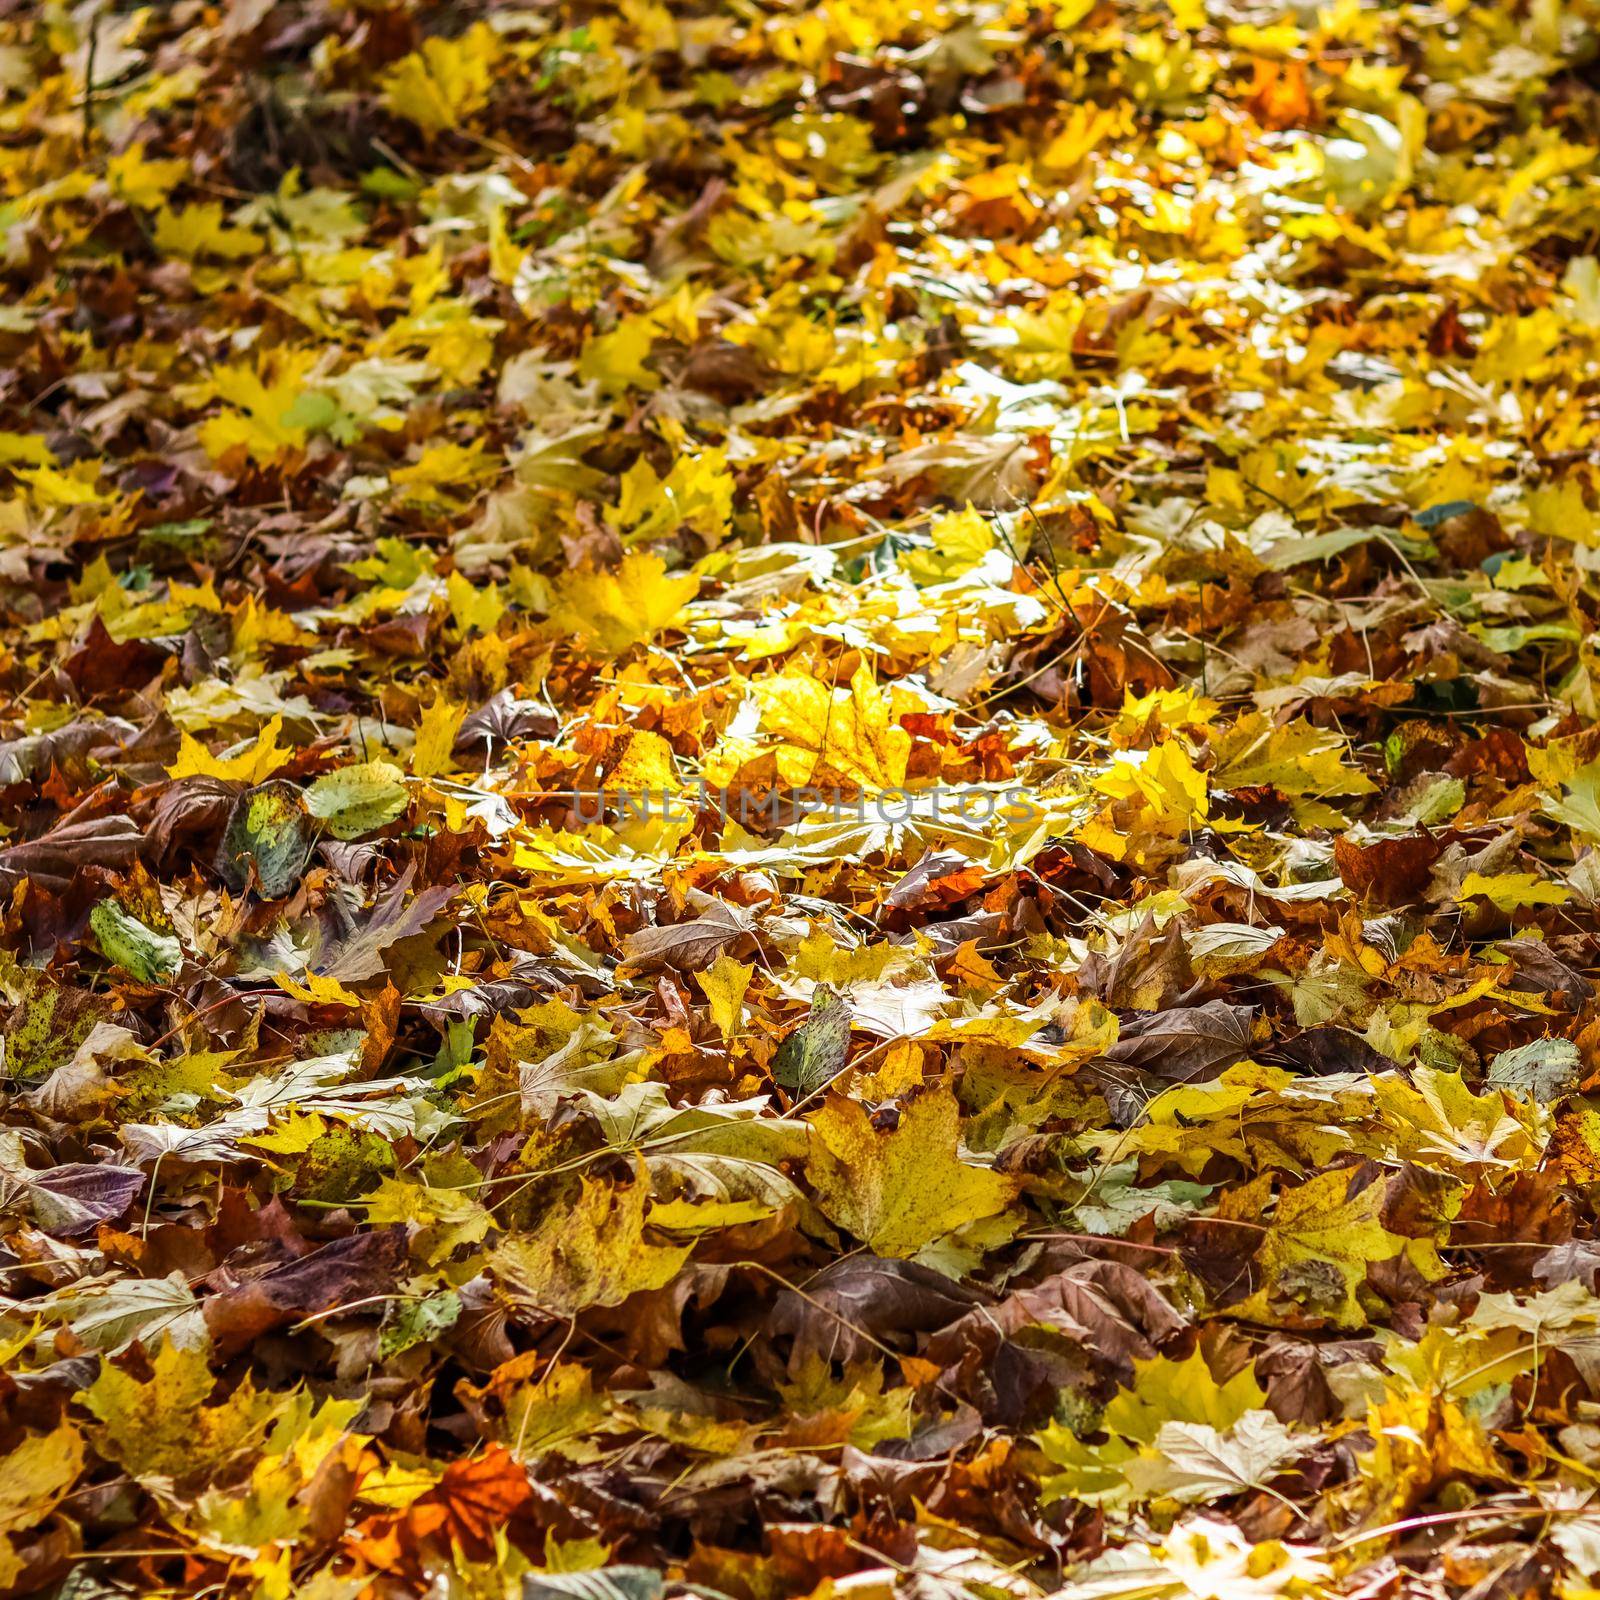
[803,1085,1019,1258]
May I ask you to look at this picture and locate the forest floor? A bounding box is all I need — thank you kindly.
[3,0,1600,1597]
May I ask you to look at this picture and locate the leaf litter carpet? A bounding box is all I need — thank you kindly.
[5,0,1600,1597]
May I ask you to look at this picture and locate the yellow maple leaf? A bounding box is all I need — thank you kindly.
[1037,1350,1269,1507]
[199,353,318,464]
[458,1358,611,1460]
[1535,756,1600,839]
[852,1039,926,1099]
[1222,1167,1444,1330]
[275,969,364,1008]
[611,449,734,546]
[1354,1385,1506,1526]
[710,661,912,791]
[189,1403,365,1557]
[1211,713,1375,798]
[1093,740,1210,828]
[393,440,497,507]
[446,569,506,636]
[649,1195,777,1234]
[0,1421,83,1538]
[79,1337,281,1484]
[0,433,52,467]
[695,952,753,1040]
[1456,870,1571,911]
[578,315,661,395]
[1371,1065,1544,1175]
[366,1165,493,1263]
[1527,479,1600,545]
[412,695,466,778]
[167,714,290,783]
[604,728,678,797]
[490,1165,691,1315]
[1111,685,1221,744]
[243,1108,331,1155]
[152,202,261,259]
[1040,101,1128,171]
[17,462,108,507]
[0,1422,84,1587]
[898,505,996,585]
[791,930,903,986]
[381,23,500,136]
[803,1084,1019,1257]
[548,552,699,657]
[488,206,525,287]
[1105,1350,1268,1441]
[105,144,187,210]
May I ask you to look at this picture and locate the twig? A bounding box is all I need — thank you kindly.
[81,8,100,157]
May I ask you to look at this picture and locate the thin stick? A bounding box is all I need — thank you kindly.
[81,10,100,157]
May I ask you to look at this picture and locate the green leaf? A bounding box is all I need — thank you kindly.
[1260,527,1376,569]
[89,901,181,984]
[217,779,310,899]
[304,761,409,839]
[279,390,341,433]
[380,1290,461,1359]
[773,985,851,1096]
[1542,760,1600,840]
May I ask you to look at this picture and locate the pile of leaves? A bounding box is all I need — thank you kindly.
[10,0,1600,1594]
